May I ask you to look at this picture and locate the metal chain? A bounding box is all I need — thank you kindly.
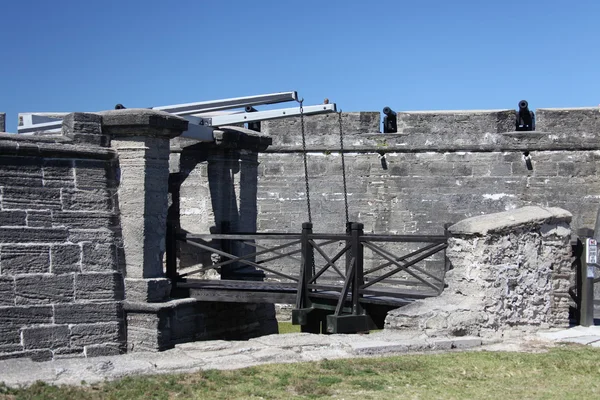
[338,110,350,225]
[299,99,312,224]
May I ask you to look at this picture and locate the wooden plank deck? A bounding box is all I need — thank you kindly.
[177,279,438,307]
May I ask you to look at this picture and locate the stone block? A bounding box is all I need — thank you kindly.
[1,187,62,210]
[0,245,50,275]
[62,112,103,135]
[0,211,26,227]
[1,305,53,327]
[81,243,117,271]
[0,328,21,346]
[396,109,515,134]
[70,322,122,347]
[536,107,600,134]
[0,227,68,244]
[51,244,82,274]
[52,211,119,230]
[42,159,74,188]
[125,278,171,303]
[75,272,124,301]
[0,350,52,362]
[84,343,122,357]
[15,274,74,305]
[61,189,113,212]
[68,229,115,245]
[0,157,43,187]
[54,302,122,324]
[74,160,116,189]
[26,211,53,227]
[0,277,14,306]
[100,108,188,137]
[22,324,70,350]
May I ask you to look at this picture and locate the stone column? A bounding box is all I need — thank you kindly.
[0,113,5,132]
[101,109,188,302]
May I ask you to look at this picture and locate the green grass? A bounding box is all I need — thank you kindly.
[2,345,600,399]
[278,321,301,334]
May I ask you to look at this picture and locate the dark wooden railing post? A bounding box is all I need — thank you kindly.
[345,222,352,274]
[300,222,314,307]
[351,222,364,316]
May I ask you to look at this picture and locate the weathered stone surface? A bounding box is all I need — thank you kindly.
[22,325,70,350]
[68,228,115,244]
[0,245,50,275]
[449,206,572,236]
[261,112,380,146]
[0,157,43,187]
[84,344,122,357]
[536,107,600,134]
[0,211,26,227]
[26,211,53,227]
[15,274,74,305]
[54,302,122,324]
[124,278,170,303]
[1,187,62,210]
[52,211,119,229]
[1,306,53,327]
[74,160,116,189]
[62,112,102,136]
[0,277,14,305]
[0,113,5,132]
[70,322,122,347]
[61,189,113,212]
[0,227,68,243]
[386,207,574,336]
[51,244,81,274]
[396,109,515,134]
[100,108,188,138]
[42,159,74,188]
[81,243,117,271]
[0,349,52,362]
[75,272,124,301]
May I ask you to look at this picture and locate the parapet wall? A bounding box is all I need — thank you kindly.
[257,107,600,236]
[0,132,124,361]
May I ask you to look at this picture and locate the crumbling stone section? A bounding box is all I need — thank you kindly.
[0,119,125,361]
[385,206,575,337]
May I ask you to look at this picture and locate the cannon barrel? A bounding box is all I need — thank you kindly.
[382,106,397,133]
[383,106,396,116]
[516,100,535,131]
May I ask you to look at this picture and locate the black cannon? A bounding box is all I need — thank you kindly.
[516,100,535,131]
[383,106,397,133]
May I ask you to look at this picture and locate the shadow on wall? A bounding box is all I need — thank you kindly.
[169,142,261,280]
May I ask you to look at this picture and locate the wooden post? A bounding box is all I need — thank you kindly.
[351,222,364,316]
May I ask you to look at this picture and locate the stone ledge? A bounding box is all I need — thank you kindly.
[0,135,116,160]
[99,109,188,138]
[448,206,572,236]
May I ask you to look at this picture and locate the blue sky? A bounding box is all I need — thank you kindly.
[1,0,598,132]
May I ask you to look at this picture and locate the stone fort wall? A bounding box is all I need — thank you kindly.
[0,128,124,361]
[176,106,599,289]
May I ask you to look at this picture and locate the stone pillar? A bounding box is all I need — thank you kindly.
[0,113,5,132]
[101,109,188,302]
[385,206,575,338]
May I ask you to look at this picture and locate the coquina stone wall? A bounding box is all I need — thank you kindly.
[175,107,599,293]
[0,120,123,361]
[385,206,574,336]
